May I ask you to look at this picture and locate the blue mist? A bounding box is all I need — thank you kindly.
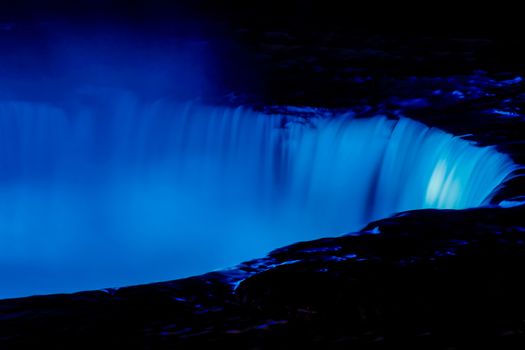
[0,96,517,298]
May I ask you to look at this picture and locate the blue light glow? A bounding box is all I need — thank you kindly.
[0,97,517,298]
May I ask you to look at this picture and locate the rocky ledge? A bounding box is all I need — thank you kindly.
[1,205,525,349]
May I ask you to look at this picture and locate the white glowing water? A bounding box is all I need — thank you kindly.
[0,96,517,298]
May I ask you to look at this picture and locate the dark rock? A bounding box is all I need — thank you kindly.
[2,206,525,349]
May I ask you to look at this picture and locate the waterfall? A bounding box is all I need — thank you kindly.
[0,95,517,298]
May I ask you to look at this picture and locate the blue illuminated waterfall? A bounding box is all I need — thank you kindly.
[0,96,517,298]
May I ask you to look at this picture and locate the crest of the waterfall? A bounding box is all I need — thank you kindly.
[280,115,517,229]
[0,97,518,298]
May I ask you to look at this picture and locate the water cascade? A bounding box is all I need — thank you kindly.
[0,95,517,298]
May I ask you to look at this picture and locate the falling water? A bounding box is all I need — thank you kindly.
[0,95,517,298]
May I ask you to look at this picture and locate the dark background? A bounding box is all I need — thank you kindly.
[1,0,523,36]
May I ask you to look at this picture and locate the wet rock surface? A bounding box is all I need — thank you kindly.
[2,206,525,349]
